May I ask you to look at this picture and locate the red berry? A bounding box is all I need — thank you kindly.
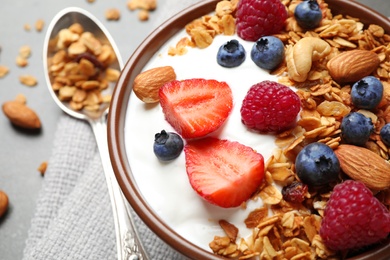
[320,180,390,251]
[184,137,264,208]
[159,78,233,139]
[240,81,300,133]
[236,0,288,41]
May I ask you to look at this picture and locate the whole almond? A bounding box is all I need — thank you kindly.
[133,66,176,103]
[326,50,380,83]
[2,100,41,129]
[0,190,9,218]
[334,144,390,190]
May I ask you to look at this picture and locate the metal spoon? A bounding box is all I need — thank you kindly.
[43,7,148,260]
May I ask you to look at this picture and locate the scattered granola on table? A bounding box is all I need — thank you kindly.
[127,0,157,21]
[37,161,48,176]
[0,65,9,78]
[35,19,45,32]
[105,8,121,21]
[19,74,38,87]
[16,45,32,67]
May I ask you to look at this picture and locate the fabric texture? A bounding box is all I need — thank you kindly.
[23,0,200,259]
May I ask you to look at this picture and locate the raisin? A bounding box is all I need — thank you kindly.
[74,52,104,70]
[282,181,308,203]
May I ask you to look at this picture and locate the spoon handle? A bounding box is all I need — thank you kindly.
[90,116,148,260]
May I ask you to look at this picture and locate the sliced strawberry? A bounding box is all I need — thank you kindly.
[184,137,265,208]
[159,78,233,139]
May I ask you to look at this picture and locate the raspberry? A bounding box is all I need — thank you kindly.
[240,81,300,133]
[236,0,288,41]
[320,180,390,251]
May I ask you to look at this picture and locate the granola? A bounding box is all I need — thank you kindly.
[47,23,120,112]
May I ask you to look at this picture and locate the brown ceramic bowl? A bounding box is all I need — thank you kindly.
[108,0,390,259]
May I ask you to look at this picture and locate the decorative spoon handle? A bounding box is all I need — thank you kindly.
[90,116,148,260]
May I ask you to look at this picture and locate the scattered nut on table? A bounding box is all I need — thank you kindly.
[2,96,41,129]
[0,190,9,218]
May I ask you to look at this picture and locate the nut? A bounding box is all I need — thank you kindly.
[0,190,8,218]
[334,144,390,190]
[326,50,380,83]
[2,100,41,129]
[133,66,176,103]
[286,37,331,82]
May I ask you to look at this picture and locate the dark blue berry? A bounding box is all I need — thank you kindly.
[216,39,246,68]
[380,123,390,147]
[294,0,322,29]
[340,112,373,146]
[295,142,340,187]
[153,130,184,161]
[351,76,383,110]
[251,36,285,70]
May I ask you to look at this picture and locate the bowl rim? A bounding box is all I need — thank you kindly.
[108,0,390,259]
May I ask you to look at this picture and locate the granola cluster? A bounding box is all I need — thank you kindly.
[47,23,120,112]
[168,0,238,55]
[172,0,390,259]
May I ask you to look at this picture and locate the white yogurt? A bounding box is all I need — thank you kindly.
[124,30,280,251]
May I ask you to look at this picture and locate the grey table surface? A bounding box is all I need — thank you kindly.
[0,1,389,260]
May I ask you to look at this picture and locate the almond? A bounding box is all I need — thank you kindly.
[2,100,41,129]
[133,66,176,103]
[0,190,9,218]
[334,144,390,190]
[326,50,380,83]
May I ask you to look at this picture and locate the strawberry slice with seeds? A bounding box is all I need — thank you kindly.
[159,78,233,139]
[184,137,265,208]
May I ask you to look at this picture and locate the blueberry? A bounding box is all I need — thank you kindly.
[380,123,390,146]
[340,112,373,146]
[295,142,340,187]
[351,76,383,110]
[216,39,246,68]
[153,130,184,161]
[251,36,284,70]
[294,0,322,29]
